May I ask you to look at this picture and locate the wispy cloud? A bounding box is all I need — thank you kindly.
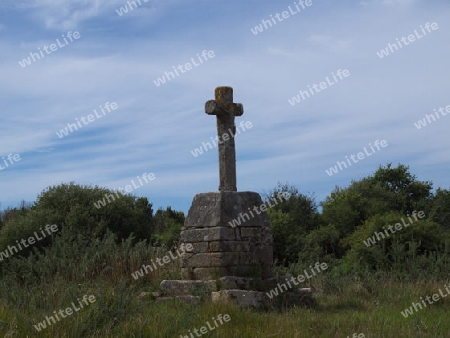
[308,34,352,53]
[0,0,449,213]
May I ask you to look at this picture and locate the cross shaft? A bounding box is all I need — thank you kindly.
[205,86,243,191]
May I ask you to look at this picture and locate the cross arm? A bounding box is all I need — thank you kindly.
[205,100,244,117]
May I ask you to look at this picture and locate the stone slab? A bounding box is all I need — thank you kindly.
[181,227,237,242]
[184,192,270,228]
[182,266,255,280]
[218,276,253,290]
[240,226,273,243]
[159,280,217,296]
[208,241,250,252]
[181,252,240,268]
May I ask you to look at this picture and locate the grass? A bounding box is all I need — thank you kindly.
[0,230,449,337]
[1,271,449,337]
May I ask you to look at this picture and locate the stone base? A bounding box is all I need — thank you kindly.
[181,265,272,281]
[180,191,274,280]
[151,277,314,308]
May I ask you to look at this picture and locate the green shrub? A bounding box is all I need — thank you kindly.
[0,183,154,260]
[341,211,450,276]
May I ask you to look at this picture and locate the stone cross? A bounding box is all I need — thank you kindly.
[205,86,243,191]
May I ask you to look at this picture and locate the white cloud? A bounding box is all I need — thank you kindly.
[0,0,449,213]
[10,0,169,30]
[307,34,352,53]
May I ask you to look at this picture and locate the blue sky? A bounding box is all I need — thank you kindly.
[1,0,449,214]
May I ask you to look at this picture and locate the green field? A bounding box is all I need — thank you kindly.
[0,240,449,337]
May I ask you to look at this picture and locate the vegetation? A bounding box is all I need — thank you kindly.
[0,163,449,337]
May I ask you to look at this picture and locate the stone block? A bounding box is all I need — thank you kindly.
[160,280,217,296]
[240,226,273,244]
[254,249,273,266]
[218,276,253,290]
[208,241,250,252]
[181,227,237,242]
[181,267,224,280]
[239,227,260,238]
[182,266,248,280]
[185,242,209,253]
[181,252,240,268]
[184,192,270,228]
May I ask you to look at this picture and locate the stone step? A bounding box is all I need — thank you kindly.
[160,276,312,294]
[211,288,313,308]
[218,276,253,290]
[159,280,217,296]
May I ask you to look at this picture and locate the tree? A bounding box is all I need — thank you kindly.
[151,206,184,248]
[0,201,31,230]
[0,183,154,258]
[369,163,433,214]
[341,211,449,273]
[321,178,397,239]
[264,183,320,264]
[429,188,450,229]
[320,163,434,259]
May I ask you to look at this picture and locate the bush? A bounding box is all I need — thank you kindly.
[264,183,320,265]
[0,182,154,259]
[150,207,184,248]
[341,211,450,276]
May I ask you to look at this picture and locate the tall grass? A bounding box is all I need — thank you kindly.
[0,227,449,337]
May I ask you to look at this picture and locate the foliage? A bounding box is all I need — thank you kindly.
[318,163,436,261]
[0,182,154,259]
[341,211,450,274]
[429,187,450,229]
[0,166,450,336]
[264,182,320,264]
[369,163,433,214]
[150,206,184,248]
[0,201,31,230]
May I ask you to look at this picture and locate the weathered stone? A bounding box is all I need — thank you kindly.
[240,226,273,243]
[180,227,237,242]
[205,86,243,191]
[218,276,253,290]
[160,280,217,296]
[185,242,209,253]
[181,266,250,280]
[208,241,250,252]
[253,249,273,266]
[181,252,240,268]
[184,191,270,228]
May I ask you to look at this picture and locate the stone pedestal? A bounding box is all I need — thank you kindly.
[180,191,273,280]
[151,276,313,309]
[150,191,314,308]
